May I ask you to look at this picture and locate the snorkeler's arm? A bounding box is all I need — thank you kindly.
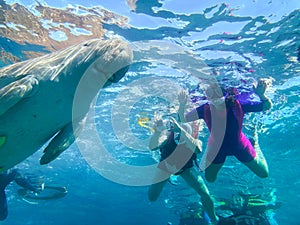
[258,95,272,111]
[170,118,202,153]
[184,104,205,122]
[178,90,188,123]
[253,78,272,111]
[149,131,163,150]
[14,172,41,192]
[181,130,202,154]
[258,98,272,112]
[178,104,185,123]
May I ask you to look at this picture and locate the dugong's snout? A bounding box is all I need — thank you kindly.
[103,39,133,87]
[107,65,130,84]
[84,38,133,88]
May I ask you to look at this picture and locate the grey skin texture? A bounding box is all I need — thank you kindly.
[0,38,133,171]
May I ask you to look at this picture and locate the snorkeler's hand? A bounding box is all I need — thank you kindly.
[31,179,45,193]
[253,78,272,96]
[152,118,165,133]
[178,90,188,106]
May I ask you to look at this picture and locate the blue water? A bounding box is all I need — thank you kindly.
[1,0,300,224]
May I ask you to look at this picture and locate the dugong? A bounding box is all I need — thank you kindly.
[0,38,133,171]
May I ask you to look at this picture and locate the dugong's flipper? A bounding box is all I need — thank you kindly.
[0,75,39,116]
[40,118,85,165]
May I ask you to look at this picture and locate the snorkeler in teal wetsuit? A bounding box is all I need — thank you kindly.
[148,91,219,224]
[185,78,272,182]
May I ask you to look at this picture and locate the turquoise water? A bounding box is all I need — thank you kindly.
[1,0,300,224]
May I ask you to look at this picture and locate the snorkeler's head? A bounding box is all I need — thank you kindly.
[224,87,239,108]
[224,87,239,97]
[204,83,225,107]
[204,84,224,100]
[204,84,239,108]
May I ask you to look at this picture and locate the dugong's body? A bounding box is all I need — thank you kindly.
[0,38,133,171]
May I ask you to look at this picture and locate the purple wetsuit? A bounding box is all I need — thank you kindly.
[186,92,264,164]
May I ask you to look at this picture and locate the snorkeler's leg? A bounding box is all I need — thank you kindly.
[148,181,168,202]
[0,189,8,221]
[244,157,269,178]
[202,145,225,183]
[204,163,224,183]
[181,168,218,223]
[148,169,169,202]
[244,130,269,178]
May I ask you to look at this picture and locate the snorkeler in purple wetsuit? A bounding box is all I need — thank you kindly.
[185,78,271,183]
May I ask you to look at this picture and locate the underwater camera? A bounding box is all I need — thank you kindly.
[164,113,179,131]
[165,119,175,131]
